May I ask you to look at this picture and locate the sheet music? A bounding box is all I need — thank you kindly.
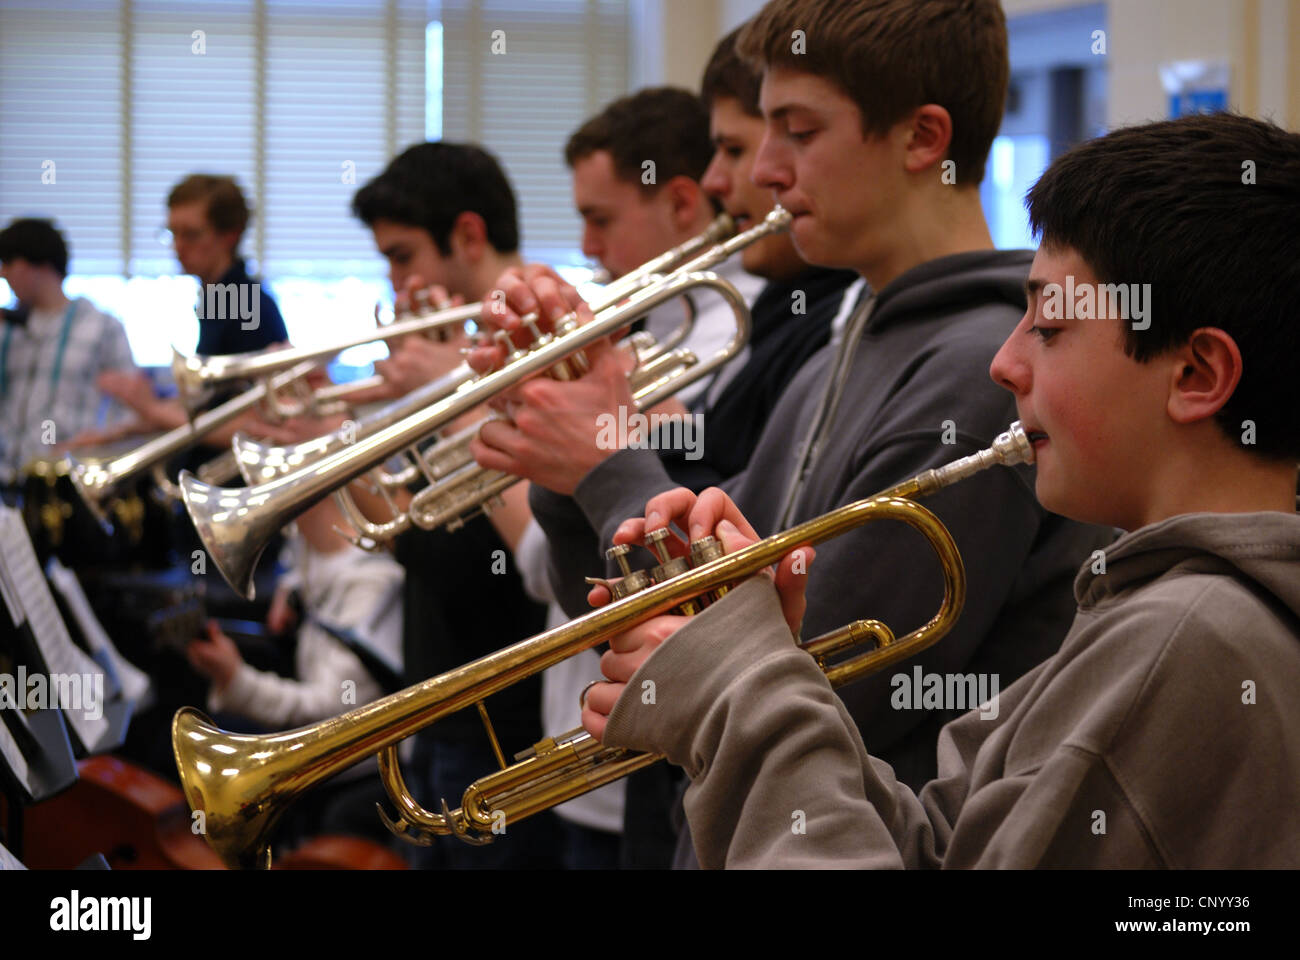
[0,838,26,870]
[0,713,30,787]
[0,512,23,626]
[46,559,153,709]
[0,511,110,749]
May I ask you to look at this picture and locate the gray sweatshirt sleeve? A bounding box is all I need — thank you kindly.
[602,574,1202,869]
[603,577,949,869]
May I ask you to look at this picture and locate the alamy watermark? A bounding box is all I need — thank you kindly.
[50,890,150,940]
[198,281,260,330]
[1042,275,1151,330]
[0,667,104,721]
[595,405,704,461]
[890,667,1000,720]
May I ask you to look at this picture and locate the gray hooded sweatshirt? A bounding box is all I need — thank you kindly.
[604,510,1300,868]
[532,250,1114,787]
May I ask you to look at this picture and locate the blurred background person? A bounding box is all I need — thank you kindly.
[167,173,288,357]
[0,217,137,485]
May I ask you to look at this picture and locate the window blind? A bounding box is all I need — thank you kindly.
[0,0,126,276]
[437,0,630,265]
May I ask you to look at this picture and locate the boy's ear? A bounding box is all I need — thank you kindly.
[449,211,488,262]
[663,175,706,232]
[1167,327,1243,425]
[901,104,954,175]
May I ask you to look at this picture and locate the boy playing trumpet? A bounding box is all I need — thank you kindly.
[584,112,1300,868]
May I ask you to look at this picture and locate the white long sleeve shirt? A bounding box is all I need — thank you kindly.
[208,540,404,731]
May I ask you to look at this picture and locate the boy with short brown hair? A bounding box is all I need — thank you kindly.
[585,112,1300,868]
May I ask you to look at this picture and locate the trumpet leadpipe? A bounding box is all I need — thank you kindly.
[172,421,1031,867]
[172,302,482,406]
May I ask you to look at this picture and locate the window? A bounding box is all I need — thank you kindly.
[436,0,630,269]
[981,3,1108,250]
[1,0,630,370]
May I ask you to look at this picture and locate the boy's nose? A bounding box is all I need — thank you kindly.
[989,328,1029,395]
[701,155,729,200]
[751,129,790,192]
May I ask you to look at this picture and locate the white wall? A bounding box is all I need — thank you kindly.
[631,0,723,91]
[1003,0,1297,129]
[674,0,1299,131]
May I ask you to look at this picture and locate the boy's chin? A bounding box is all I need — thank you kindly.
[1035,478,1114,529]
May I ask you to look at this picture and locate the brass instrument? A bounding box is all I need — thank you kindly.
[66,297,471,522]
[228,213,738,545]
[171,213,734,414]
[172,423,1033,868]
[331,330,703,545]
[182,208,790,599]
[170,299,482,414]
[65,358,321,528]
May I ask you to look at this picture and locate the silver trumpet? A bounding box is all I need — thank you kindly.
[171,212,733,415]
[229,211,739,545]
[66,358,321,529]
[333,331,707,545]
[233,331,692,548]
[400,309,738,536]
[171,299,483,414]
[183,207,791,598]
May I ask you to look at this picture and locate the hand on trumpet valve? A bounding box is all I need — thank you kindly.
[372,327,473,400]
[393,276,459,323]
[468,263,587,374]
[581,496,815,741]
[343,278,470,403]
[606,485,813,635]
[470,334,637,495]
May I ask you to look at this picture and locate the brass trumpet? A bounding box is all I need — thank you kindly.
[227,212,740,545]
[171,423,1033,868]
[171,213,735,414]
[66,358,322,528]
[170,300,482,414]
[182,208,791,599]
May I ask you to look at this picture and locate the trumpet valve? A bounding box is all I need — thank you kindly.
[588,543,653,600]
[689,535,730,605]
[493,329,525,365]
[644,528,699,614]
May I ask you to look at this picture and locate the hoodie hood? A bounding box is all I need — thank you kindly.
[867,249,1035,335]
[1076,509,1300,620]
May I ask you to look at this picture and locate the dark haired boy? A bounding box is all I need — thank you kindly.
[0,218,137,483]
[349,141,562,869]
[581,45,871,868]
[475,0,1110,809]
[558,86,766,409]
[585,112,1300,868]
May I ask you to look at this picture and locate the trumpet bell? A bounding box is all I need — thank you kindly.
[179,471,285,599]
[172,708,277,869]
